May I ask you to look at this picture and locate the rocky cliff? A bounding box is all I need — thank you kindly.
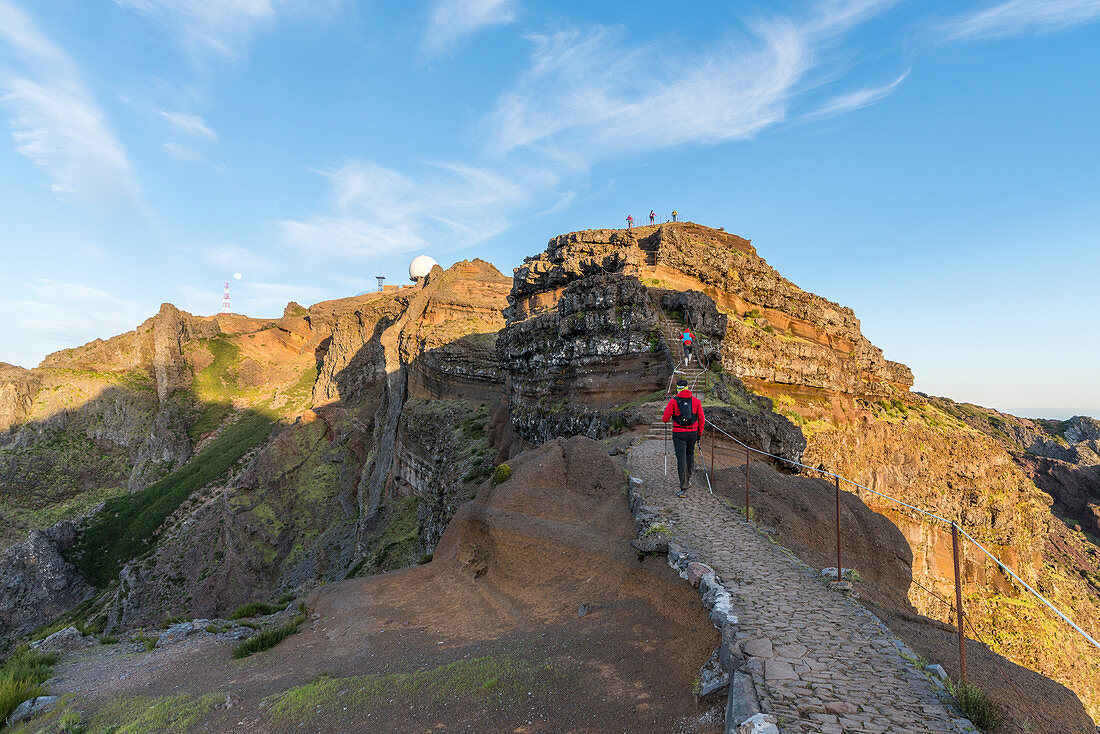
[500,222,1100,720]
[505,224,912,407]
[2,221,1097,724]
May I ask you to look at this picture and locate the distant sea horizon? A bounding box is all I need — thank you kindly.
[1007,408,1100,421]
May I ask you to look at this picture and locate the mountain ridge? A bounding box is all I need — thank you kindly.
[1,222,1098,730]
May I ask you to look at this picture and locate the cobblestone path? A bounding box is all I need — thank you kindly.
[628,439,976,734]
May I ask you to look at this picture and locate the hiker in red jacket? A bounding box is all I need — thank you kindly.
[663,377,705,496]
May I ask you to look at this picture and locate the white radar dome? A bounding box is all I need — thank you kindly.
[409,255,439,280]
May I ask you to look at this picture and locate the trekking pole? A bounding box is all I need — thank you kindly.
[702,438,712,494]
[660,422,668,479]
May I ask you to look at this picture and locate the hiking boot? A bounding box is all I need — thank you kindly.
[677,489,687,498]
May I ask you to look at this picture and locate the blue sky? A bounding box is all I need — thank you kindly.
[0,0,1097,419]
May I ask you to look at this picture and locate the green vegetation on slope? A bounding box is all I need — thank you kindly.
[228,601,281,620]
[69,411,275,587]
[187,337,243,440]
[346,496,422,578]
[264,651,577,728]
[232,605,308,659]
[0,646,59,727]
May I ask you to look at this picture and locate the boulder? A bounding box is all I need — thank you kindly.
[29,626,96,653]
[6,696,60,727]
[697,647,729,696]
[686,562,714,587]
[158,620,203,647]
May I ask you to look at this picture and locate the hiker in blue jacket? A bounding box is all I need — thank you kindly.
[681,328,695,364]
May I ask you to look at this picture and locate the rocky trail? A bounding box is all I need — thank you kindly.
[627,438,978,734]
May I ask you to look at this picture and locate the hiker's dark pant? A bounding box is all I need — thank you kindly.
[673,432,698,488]
[683,343,693,360]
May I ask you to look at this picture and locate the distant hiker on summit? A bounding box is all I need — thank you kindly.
[626,214,634,229]
[649,210,656,224]
[681,328,695,364]
[671,210,678,222]
[664,378,704,496]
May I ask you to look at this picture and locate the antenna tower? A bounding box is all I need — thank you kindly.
[376,275,385,292]
[222,281,231,314]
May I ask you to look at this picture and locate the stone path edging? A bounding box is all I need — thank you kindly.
[626,439,981,734]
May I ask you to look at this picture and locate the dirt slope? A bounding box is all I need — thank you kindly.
[27,437,719,733]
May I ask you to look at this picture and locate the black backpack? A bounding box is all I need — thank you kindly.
[672,395,695,427]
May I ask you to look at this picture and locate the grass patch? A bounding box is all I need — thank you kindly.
[232,605,308,659]
[190,337,242,403]
[133,631,157,651]
[264,651,577,727]
[0,645,59,726]
[947,679,1001,730]
[229,601,281,620]
[84,692,224,733]
[644,522,670,537]
[68,411,275,586]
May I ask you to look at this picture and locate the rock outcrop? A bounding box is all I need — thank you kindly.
[0,363,39,434]
[0,522,92,640]
[500,269,667,443]
[505,224,913,406]
[78,261,512,631]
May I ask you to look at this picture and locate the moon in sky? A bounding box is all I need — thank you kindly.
[233,273,242,280]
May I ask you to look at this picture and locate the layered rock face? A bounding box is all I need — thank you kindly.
[500,224,912,445]
[498,222,908,447]
[312,260,509,533]
[0,522,92,640]
[639,224,913,395]
[499,270,668,443]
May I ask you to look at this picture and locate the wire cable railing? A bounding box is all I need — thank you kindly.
[700,417,1100,684]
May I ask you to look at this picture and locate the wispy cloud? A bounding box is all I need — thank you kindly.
[486,23,809,165]
[0,1,137,203]
[115,0,275,58]
[6,279,147,350]
[289,0,907,256]
[800,71,909,122]
[159,109,217,140]
[422,0,517,56]
[116,0,344,60]
[279,160,526,257]
[162,141,209,163]
[944,0,1100,41]
[486,0,903,170]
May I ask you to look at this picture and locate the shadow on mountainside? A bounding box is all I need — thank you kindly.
[706,456,1096,734]
[26,437,721,734]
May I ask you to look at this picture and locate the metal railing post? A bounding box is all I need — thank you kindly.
[952,522,968,684]
[835,476,842,584]
[711,424,716,481]
[744,445,750,520]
